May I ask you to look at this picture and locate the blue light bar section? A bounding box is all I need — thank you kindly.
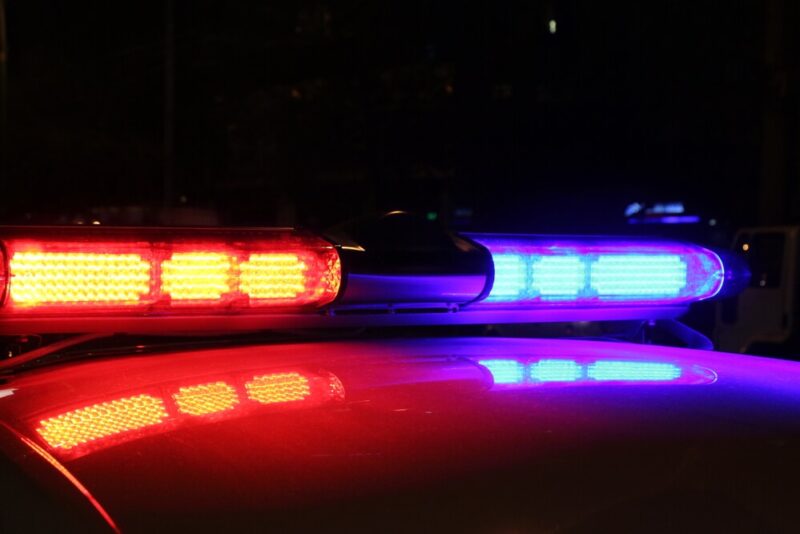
[478,359,525,384]
[529,359,582,382]
[590,255,687,296]
[587,361,682,381]
[628,215,701,225]
[478,358,691,388]
[490,254,527,298]
[531,257,585,297]
[466,234,726,307]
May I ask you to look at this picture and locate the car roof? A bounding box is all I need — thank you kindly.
[1,336,799,531]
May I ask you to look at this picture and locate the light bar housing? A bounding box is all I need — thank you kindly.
[465,234,726,307]
[476,356,716,388]
[0,226,745,335]
[0,226,340,322]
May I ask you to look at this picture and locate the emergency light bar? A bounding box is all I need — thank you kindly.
[35,368,345,457]
[477,357,717,388]
[0,226,745,334]
[466,234,725,307]
[0,226,340,314]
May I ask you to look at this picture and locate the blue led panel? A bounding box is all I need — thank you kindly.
[587,361,682,381]
[478,359,525,385]
[531,257,585,297]
[467,235,726,307]
[478,357,696,388]
[590,255,687,297]
[476,357,697,389]
[529,359,582,382]
[489,254,527,298]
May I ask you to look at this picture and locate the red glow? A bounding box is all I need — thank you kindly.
[245,372,311,404]
[0,231,341,315]
[7,242,156,309]
[32,370,344,457]
[161,251,236,302]
[173,382,239,416]
[37,394,169,450]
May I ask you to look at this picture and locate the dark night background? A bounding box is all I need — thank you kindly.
[1,1,798,238]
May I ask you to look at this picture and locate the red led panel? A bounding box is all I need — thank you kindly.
[31,369,345,457]
[245,372,312,404]
[10,251,152,305]
[173,382,239,416]
[161,252,236,302]
[0,228,341,319]
[36,394,169,450]
[5,241,156,310]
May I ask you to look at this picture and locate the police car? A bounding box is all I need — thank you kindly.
[0,216,798,533]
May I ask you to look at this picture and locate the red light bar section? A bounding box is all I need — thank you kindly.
[173,382,240,416]
[0,229,341,315]
[37,394,169,450]
[7,244,156,308]
[161,252,235,302]
[245,372,311,404]
[35,370,345,455]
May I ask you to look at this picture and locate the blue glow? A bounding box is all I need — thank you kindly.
[469,235,726,307]
[628,215,701,225]
[587,361,682,381]
[479,359,525,384]
[529,359,582,382]
[590,255,687,297]
[479,358,688,388]
[490,254,527,298]
[624,202,644,217]
[650,202,685,215]
[531,257,585,297]
[660,215,700,224]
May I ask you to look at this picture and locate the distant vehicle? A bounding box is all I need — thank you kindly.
[715,226,800,356]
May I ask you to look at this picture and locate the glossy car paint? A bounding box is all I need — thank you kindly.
[1,338,800,532]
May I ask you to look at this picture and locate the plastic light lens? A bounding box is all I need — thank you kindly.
[479,359,525,385]
[0,230,341,317]
[245,372,312,404]
[479,358,694,388]
[590,255,687,296]
[467,235,725,306]
[173,382,239,416]
[490,254,527,297]
[531,256,586,297]
[9,251,152,306]
[37,395,168,450]
[33,369,344,456]
[162,252,235,301]
[240,253,309,300]
[529,359,582,382]
[587,361,682,381]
